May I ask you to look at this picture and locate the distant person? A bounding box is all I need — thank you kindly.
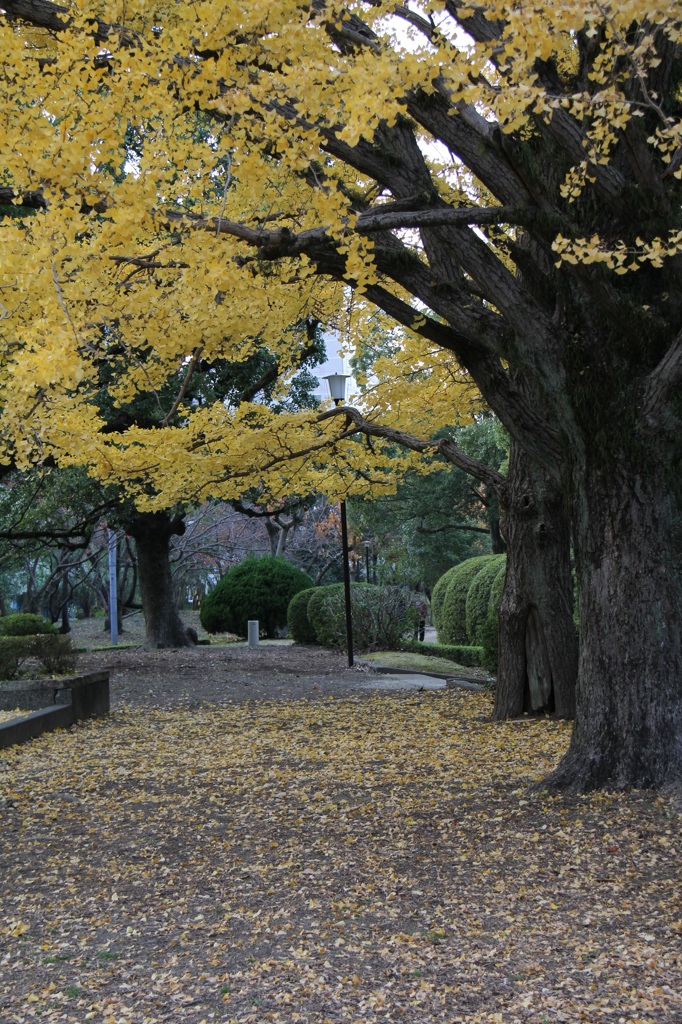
[414,596,428,642]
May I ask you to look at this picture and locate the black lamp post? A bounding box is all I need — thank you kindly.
[324,372,354,668]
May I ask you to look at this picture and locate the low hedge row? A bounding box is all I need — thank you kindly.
[399,638,484,668]
[465,555,506,645]
[439,554,498,645]
[430,566,458,633]
[479,563,508,674]
[0,634,78,680]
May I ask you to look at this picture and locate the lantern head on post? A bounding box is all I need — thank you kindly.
[323,372,351,407]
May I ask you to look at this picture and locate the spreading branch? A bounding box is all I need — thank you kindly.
[160,347,203,428]
[317,405,508,499]
[355,204,517,233]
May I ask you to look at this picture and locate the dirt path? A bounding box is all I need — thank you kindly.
[77,642,383,709]
[69,613,465,709]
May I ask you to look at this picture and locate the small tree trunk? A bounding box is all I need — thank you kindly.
[265,518,279,557]
[545,444,682,792]
[494,441,577,720]
[59,570,70,634]
[125,512,196,648]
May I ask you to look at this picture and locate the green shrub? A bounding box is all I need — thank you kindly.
[439,555,497,645]
[431,566,459,632]
[0,613,56,636]
[0,634,77,679]
[306,584,346,648]
[0,637,30,679]
[287,588,319,644]
[399,638,484,668]
[465,554,506,644]
[480,562,507,674]
[30,634,78,675]
[200,557,314,638]
[308,583,418,652]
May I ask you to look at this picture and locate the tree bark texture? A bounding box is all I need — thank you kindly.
[125,512,196,648]
[546,441,682,792]
[494,441,577,721]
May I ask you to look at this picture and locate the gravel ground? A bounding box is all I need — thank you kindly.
[64,610,396,708]
[76,641,382,709]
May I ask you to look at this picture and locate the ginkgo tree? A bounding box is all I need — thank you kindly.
[0,0,680,792]
[0,25,425,646]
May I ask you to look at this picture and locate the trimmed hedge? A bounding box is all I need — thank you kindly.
[431,566,459,633]
[0,613,56,636]
[399,638,484,668]
[307,583,418,652]
[287,587,318,644]
[465,554,506,644]
[480,561,507,674]
[439,555,497,645]
[0,634,78,680]
[200,556,314,638]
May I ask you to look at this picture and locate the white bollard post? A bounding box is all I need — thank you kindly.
[247,620,259,648]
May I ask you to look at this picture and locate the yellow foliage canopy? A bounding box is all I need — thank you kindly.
[0,0,678,505]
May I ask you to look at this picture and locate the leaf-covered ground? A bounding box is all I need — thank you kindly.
[1,689,680,1024]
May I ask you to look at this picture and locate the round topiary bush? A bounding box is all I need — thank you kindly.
[200,557,314,638]
[480,560,507,673]
[431,565,459,632]
[287,587,319,644]
[306,583,349,648]
[307,582,417,652]
[0,613,56,636]
[438,554,497,645]
[465,554,506,644]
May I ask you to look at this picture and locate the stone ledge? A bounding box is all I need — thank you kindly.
[0,670,110,749]
[0,703,75,749]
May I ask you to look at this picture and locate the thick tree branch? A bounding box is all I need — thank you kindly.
[356,204,516,233]
[1,0,140,45]
[189,202,558,467]
[318,405,508,499]
[358,281,563,472]
[416,523,490,536]
[229,499,303,519]
[1,0,69,31]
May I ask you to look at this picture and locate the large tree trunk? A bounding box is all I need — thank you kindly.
[125,512,196,649]
[494,441,577,720]
[545,443,682,792]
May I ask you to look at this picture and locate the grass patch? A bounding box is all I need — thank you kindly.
[361,649,488,677]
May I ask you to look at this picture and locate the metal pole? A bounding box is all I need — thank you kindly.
[107,529,118,646]
[327,381,354,668]
[340,499,354,668]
